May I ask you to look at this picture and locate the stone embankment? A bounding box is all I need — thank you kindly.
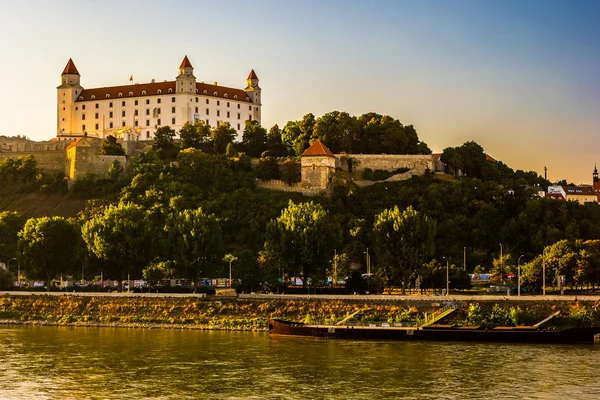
[0,292,598,331]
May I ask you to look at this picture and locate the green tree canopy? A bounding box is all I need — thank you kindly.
[99,135,125,155]
[179,120,211,150]
[0,211,27,264]
[242,120,268,157]
[211,122,237,154]
[17,217,80,290]
[154,126,176,150]
[264,200,341,288]
[373,206,436,293]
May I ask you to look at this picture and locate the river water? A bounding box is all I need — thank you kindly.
[0,326,599,399]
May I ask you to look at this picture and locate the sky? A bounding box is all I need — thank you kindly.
[1,0,599,184]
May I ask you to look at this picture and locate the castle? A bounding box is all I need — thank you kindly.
[57,56,261,142]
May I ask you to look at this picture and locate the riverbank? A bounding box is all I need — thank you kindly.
[1,293,599,330]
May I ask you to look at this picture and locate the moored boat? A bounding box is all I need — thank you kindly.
[268,318,600,344]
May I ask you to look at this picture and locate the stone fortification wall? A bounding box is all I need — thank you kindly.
[70,155,128,181]
[255,179,326,196]
[338,154,435,174]
[0,151,66,173]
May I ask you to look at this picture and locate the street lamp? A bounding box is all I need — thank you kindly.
[8,258,18,287]
[442,256,449,296]
[365,247,371,276]
[542,247,547,296]
[517,255,524,296]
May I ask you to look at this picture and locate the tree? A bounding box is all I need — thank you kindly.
[142,260,175,288]
[312,111,356,153]
[0,211,27,263]
[242,120,268,157]
[211,122,237,154]
[280,158,300,185]
[255,157,281,181]
[226,143,238,157]
[264,200,341,288]
[266,124,288,157]
[17,217,80,290]
[373,206,436,294]
[179,120,211,150]
[99,135,125,155]
[107,160,124,180]
[82,202,155,291]
[223,253,238,287]
[164,208,223,292]
[154,126,176,150]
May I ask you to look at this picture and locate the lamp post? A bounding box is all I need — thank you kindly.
[8,258,17,287]
[223,254,238,289]
[464,247,466,271]
[517,255,524,296]
[365,247,371,276]
[443,256,449,296]
[542,247,547,296]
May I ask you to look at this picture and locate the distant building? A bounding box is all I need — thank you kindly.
[547,184,596,204]
[57,57,261,141]
[301,140,337,189]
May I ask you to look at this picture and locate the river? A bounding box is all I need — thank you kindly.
[0,325,599,399]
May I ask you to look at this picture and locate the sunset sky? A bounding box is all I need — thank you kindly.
[1,0,599,184]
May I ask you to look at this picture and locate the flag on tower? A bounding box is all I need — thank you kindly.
[129,75,133,82]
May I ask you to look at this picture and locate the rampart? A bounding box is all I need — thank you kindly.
[255,179,327,196]
[338,154,435,174]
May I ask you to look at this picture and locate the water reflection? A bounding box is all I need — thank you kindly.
[0,326,599,399]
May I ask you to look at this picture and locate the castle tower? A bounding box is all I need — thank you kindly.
[57,59,83,137]
[244,69,261,121]
[176,55,196,93]
[593,164,600,193]
[300,140,337,190]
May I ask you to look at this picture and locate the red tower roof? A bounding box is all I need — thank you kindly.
[180,56,193,69]
[247,69,258,80]
[301,140,335,157]
[62,58,79,75]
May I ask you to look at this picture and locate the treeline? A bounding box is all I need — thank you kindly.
[2,142,600,293]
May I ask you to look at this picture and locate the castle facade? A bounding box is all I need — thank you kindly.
[57,56,261,141]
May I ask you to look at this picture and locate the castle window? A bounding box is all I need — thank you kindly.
[122,111,126,117]
[195,97,198,102]
[203,90,207,94]
[122,121,126,127]
[82,105,86,110]
[246,97,250,101]
[75,107,78,111]
[157,108,161,114]
[157,98,161,104]
[122,101,125,107]
[195,107,198,113]
[106,95,110,99]
[135,120,139,127]
[129,92,133,96]
[157,89,162,94]
[79,96,83,100]
[249,106,252,110]
[255,107,258,112]
[227,102,230,107]
[237,113,240,119]
[109,102,113,108]
[217,121,220,127]
[146,120,150,126]
[135,100,138,106]
[217,100,220,106]
[95,123,99,130]
[227,111,230,118]
[217,110,220,117]
[142,91,146,95]
[146,99,149,105]
[82,124,85,131]
[168,88,173,93]
[146,132,150,139]
[146,109,150,115]
[110,122,113,128]
[82,114,86,120]
[95,103,99,108]
[224,94,228,98]
[248,115,252,121]
[172,118,176,124]
[171,107,175,113]
[171,97,175,103]
[237,104,240,109]
[206,99,209,104]
[134,110,138,116]
[118,93,123,97]
[109,112,113,118]
[157,119,161,125]
[206,109,209,115]
[237,123,240,130]
[234,95,237,99]
[92,96,96,100]
[95,113,99,119]
[205,119,209,125]
[214,92,218,96]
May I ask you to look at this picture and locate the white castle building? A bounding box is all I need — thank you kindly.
[57,56,261,141]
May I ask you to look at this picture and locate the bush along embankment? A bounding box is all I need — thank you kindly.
[1,295,599,330]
